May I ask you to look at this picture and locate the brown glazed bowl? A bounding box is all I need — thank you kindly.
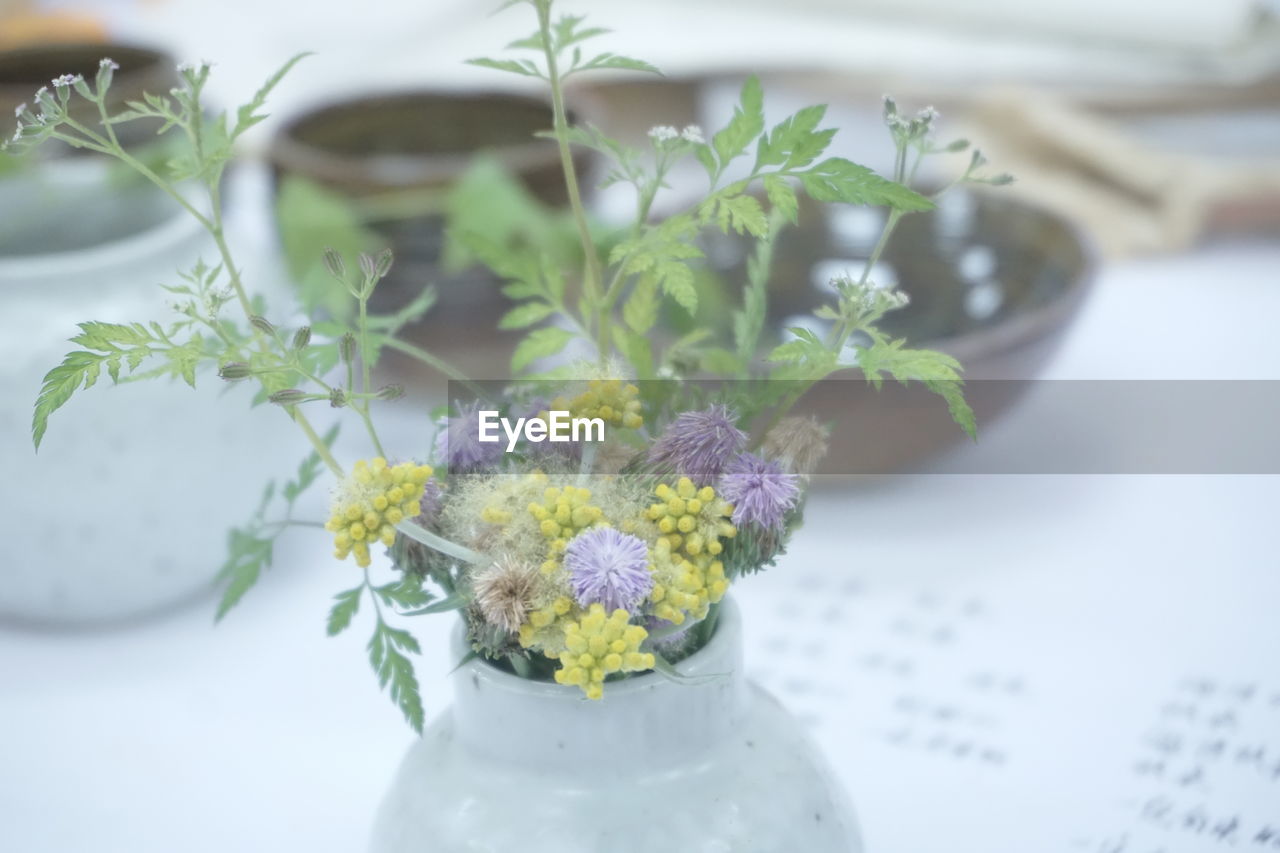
[0,43,178,152]
[712,190,1097,476]
[267,92,587,382]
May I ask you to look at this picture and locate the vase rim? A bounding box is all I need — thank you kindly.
[450,596,741,701]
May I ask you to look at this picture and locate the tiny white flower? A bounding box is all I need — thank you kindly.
[647,125,678,142]
[51,74,82,88]
[177,62,196,73]
[917,106,939,123]
[12,127,22,142]
[14,103,26,118]
[99,57,120,71]
[680,124,704,144]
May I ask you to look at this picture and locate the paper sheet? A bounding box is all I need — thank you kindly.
[734,474,1280,853]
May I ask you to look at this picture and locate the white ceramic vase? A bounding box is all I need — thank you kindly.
[0,160,300,625]
[371,599,862,853]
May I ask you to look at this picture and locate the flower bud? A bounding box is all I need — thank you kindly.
[339,332,357,365]
[218,361,252,381]
[250,315,275,335]
[96,57,119,94]
[291,326,312,350]
[376,384,405,401]
[322,247,345,280]
[329,388,347,408]
[268,389,308,406]
[358,252,377,281]
[882,94,898,122]
[374,247,394,279]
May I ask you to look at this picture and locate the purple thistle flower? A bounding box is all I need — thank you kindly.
[647,405,747,486]
[564,527,653,613]
[521,397,581,463]
[434,401,503,473]
[718,452,800,531]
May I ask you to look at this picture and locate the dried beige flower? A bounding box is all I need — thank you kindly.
[761,416,830,477]
[472,554,540,634]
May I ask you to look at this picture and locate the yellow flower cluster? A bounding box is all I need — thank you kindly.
[327,458,433,568]
[649,537,729,625]
[646,478,735,624]
[517,594,574,653]
[647,478,736,558]
[479,471,548,526]
[553,604,655,699]
[528,484,603,575]
[551,379,643,429]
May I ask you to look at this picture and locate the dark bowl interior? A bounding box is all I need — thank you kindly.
[748,191,1094,373]
[0,44,176,148]
[716,191,1096,475]
[270,92,570,201]
[268,92,587,382]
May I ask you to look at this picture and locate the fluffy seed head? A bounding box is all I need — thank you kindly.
[472,554,540,634]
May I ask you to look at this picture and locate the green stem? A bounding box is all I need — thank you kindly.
[753,202,909,446]
[536,2,606,360]
[356,404,387,459]
[396,519,489,566]
[508,653,533,678]
[292,407,344,477]
[351,293,388,457]
[57,119,212,232]
[383,338,489,398]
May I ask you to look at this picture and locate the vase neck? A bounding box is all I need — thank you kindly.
[450,599,747,774]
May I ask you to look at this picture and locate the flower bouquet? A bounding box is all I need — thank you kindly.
[7,0,1008,847]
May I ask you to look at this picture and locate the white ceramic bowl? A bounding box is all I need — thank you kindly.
[0,160,300,626]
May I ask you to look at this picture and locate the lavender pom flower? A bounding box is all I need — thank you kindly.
[718,452,799,531]
[564,527,653,613]
[434,401,502,473]
[647,405,746,486]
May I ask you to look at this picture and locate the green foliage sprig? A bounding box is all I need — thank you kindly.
[5,0,1010,730]
[466,0,1006,438]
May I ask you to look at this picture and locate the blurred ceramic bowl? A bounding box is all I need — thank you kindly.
[0,159,299,627]
[0,43,178,153]
[709,190,1096,475]
[267,91,588,383]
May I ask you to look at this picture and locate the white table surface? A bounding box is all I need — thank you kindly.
[4,4,1280,849]
[2,162,1277,849]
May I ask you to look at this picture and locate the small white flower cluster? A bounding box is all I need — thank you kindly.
[834,274,911,315]
[680,124,704,144]
[883,94,940,139]
[647,124,705,145]
[6,72,86,145]
[100,57,120,72]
